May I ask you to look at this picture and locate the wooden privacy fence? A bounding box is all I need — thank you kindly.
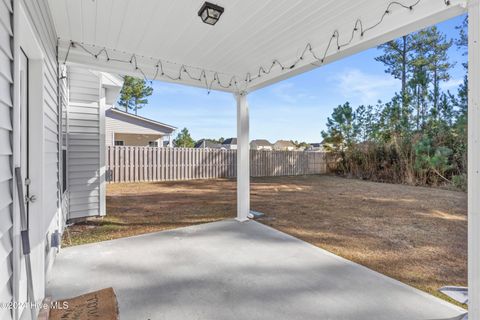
[106,146,329,183]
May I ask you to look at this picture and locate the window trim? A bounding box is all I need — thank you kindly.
[148,141,158,147]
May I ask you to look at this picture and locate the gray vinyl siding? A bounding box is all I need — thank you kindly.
[67,67,102,219]
[0,0,13,319]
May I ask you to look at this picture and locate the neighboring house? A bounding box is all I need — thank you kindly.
[106,107,177,147]
[307,142,326,152]
[222,138,237,150]
[307,141,334,152]
[273,140,297,151]
[250,139,273,151]
[195,139,222,149]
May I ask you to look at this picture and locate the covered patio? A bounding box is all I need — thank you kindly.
[45,0,479,318]
[47,220,465,319]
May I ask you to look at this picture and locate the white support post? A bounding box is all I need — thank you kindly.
[469,0,480,319]
[99,87,106,216]
[236,92,250,222]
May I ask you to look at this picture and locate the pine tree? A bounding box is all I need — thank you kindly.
[321,102,359,151]
[322,22,466,188]
[118,76,154,115]
[424,27,453,114]
[173,128,195,148]
[408,64,429,130]
[455,17,468,118]
[409,29,435,130]
[455,16,468,69]
[438,92,455,126]
[375,35,415,110]
[354,105,376,142]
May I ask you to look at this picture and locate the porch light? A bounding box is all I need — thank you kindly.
[198,2,224,25]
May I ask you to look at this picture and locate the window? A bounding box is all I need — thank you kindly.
[114,140,124,146]
[148,141,158,147]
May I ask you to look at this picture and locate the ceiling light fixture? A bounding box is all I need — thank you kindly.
[198,2,224,26]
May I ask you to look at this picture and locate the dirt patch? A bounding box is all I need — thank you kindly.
[65,175,467,306]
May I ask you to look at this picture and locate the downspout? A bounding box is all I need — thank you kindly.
[55,38,64,237]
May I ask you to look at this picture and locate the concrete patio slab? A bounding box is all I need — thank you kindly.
[47,220,466,320]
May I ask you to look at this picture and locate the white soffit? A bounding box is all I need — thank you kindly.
[49,0,467,93]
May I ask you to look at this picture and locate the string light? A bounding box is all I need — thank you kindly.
[61,0,450,93]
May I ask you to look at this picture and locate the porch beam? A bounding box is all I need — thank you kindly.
[469,0,480,318]
[59,50,235,93]
[247,1,466,92]
[236,92,250,222]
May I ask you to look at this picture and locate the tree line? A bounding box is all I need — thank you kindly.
[321,18,468,190]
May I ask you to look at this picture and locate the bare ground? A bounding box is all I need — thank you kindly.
[65,175,467,306]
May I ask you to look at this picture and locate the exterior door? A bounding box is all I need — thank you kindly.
[20,51,29,225]
[18,48,29,317]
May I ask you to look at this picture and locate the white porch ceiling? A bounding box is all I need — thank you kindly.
[48,0,467,93]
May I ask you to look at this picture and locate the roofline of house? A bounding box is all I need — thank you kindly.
[222,138,237,145]
[251,139,272,145]
[101,72,124,88]
[109,107,178,131]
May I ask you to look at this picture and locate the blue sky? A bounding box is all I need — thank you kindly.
[135,14,467,143]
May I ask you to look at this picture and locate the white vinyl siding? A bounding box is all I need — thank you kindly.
[22,0,61,234]
[105,109,174,146]
[67,67,102,220]
[0,1,13,319]
[14,2,62,315]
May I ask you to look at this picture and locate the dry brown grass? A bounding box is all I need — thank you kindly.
[65,175,467,306]
[65,179,236,246]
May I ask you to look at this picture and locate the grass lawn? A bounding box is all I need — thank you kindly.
[64,175,467,306]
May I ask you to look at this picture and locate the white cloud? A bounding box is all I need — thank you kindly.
[269,81,317,104]
[440,78,463,91]
[335,69,398,105]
